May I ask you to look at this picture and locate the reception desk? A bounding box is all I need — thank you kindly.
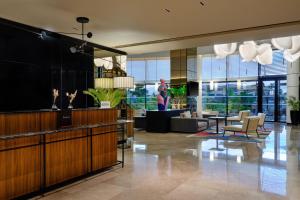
[146,110,184,132]
[0,108,125,199]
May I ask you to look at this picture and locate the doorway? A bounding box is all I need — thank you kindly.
[259,77,287,122]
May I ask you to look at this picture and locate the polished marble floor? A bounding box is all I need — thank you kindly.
[34,123,300,200]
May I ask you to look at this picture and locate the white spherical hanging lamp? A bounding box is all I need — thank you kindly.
[239,41,257,62]
[256,43,273,65]
[271,37,292,50]
[214,43,237,58]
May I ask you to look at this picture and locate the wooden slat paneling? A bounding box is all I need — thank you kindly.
[40,111,58,131]
[0,145,41,199]
[0,135,40,151]
[126,108,134,138]
[92,131,117,171]
[72,110,87,127]
[45,130,88,187]
[1,113,40,135]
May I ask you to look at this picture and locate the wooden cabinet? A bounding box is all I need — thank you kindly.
[0,108,119,199]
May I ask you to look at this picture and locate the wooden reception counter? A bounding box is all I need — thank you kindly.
[0,108,123,199]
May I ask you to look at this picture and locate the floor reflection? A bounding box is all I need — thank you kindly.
[38,123,300,200]
[194,123,290,196]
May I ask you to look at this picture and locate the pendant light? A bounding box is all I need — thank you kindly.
[214,82,218,91]
[237,56,242,90]
[209,80,214,90]
[209,56,214,90]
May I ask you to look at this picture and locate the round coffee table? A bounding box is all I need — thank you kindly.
[208,116,227,134]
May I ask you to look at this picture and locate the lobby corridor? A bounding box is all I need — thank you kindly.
[35,123,300,200]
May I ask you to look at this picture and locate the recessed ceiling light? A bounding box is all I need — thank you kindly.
[164,8,171,13]
[200,1,205,6]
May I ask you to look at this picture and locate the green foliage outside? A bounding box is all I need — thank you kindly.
[83,88,123,108]
[126,85,146,110]
[227,88,256,113]
[203,84,257,115]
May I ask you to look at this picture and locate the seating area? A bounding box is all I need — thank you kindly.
[133,108,267,139]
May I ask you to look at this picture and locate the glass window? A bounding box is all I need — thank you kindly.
[240,60,258,77]
[146,60,157,82]
[126,56,170,110]
[146,84,157,110]
[201,57,212,81]
[212,57,226,79]
[228,54,239,78]
[261,51,287,76]
[157,59,170,81]
[202,82,226,115]
[228,54,258,79]
[127,84,146,109]
[126,60,132,76]
[228,81,258,116]
[131,60,145,82]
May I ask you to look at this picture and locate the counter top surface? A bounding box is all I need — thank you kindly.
[0,120,133,140]
[0,107,114,114]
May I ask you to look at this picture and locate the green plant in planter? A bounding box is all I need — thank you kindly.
[287,96,300,111]
[83,88,123,108]
[168,85,187,107]
[287,96,300,125]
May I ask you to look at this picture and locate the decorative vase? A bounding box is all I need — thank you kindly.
[68,103,73,109]
[51,104,58,110]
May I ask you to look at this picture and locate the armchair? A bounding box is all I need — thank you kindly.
[223,116,260,139]
[227,110,250,124]
[257,113,266,131]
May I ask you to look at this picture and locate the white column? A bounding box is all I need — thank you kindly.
[197,54,203,113]
[286,60,300,123]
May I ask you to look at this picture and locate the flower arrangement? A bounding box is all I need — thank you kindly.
[66,90,77,109]
[52,89,59,109]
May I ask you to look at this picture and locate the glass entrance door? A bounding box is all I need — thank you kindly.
[278,80,287,122]
[262,80,275,121]
[262,78,286,122]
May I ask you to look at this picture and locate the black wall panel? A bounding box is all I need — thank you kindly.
[0,19,94,111]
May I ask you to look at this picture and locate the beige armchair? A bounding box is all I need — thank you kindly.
[227,110,250,124]
[223,116,260,139]
[257,113,266,131]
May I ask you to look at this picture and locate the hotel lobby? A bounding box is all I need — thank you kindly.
[0,1,300,200]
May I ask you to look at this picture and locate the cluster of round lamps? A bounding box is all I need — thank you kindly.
[214,35,300,63]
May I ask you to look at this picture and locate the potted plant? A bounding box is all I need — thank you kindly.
[83,88,123,108]
[168,85,187,109]
[287,96,300,125]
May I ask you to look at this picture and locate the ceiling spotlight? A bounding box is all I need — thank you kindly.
[70,46,77,53]
[164,8,171,13]
[87,32,93,38]
[39,31,48,40]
